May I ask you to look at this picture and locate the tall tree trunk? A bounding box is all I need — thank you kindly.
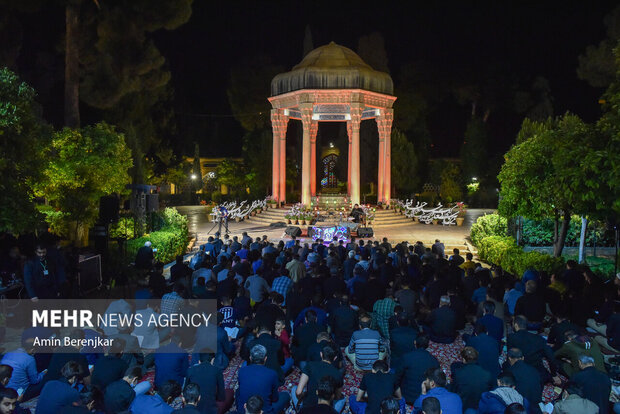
[553,212,571,257]
[65,2,80,128]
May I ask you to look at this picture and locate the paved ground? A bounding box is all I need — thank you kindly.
[175,205,495,245]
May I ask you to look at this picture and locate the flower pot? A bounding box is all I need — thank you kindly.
[235,217,241,223]
[432,219,438,225]
[295,220,299,225]
[456,217,465,226]
[287,219,292,224]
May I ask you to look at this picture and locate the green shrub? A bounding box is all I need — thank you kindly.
[477,235,564,277]
[125,207,189,265]
[108,216,135,239]
[470,214,508,245]
[522,216,614,247]
[211,191,222,204]
[418,191,438,206]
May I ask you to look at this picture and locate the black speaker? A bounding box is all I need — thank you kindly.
[357,227,374,238]
[285,226,302,237]
[146,193,159,212]
[99,195,119,223]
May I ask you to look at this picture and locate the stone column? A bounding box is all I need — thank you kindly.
[376,108,394,204]
[270,109,281,203]
[279,117,288,205]
[348,103,363,205]
[347,122,352,197]
[270,109,288,204]
[300,103,313,207]
[377,119,385,204]
[310,120,318,197]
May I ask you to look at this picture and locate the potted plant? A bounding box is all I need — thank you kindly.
[306,214,314,225]
[285,214,292,224]
[455,202,467,226]
[432,218,438,225]
[294,215,299,225]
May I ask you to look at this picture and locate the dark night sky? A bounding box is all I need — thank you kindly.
[152,1,616,158]
[15,1,619,158]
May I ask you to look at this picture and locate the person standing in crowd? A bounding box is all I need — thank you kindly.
[23,244,60,300]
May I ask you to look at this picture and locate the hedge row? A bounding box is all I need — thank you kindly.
[476,235,565,277]
[470,214,508,245]
[125,208,189,265]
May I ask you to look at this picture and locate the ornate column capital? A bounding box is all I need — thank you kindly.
[309,120,318,142]
[299,102,313,128]
[376,108,394,139]
[349,102,363,132]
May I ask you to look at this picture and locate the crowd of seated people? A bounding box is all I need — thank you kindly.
[0,232,618,414]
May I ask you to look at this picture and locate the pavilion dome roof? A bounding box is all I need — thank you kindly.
[271,41,394,96]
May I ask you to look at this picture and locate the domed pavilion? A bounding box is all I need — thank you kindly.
[269,41,396,207]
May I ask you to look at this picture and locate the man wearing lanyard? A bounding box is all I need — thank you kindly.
[23,244,59,301]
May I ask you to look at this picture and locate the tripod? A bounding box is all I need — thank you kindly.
[208,216,230,235]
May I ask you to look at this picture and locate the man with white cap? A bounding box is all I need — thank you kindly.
[135,241,155,270]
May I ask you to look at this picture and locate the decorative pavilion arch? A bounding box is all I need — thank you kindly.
[268,42,396,207]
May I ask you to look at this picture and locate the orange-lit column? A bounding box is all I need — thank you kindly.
[310,120,318,197]
[300,103,313,207]
[347,122,352,197]
[377,108,394,204]
[271,109,281,202]
[349,104,362,205]
[279,115,288,204]
[377,117,385,204]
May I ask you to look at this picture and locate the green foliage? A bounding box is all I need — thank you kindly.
[216,159,246,196]
[34,122,132,237]
[461,118,489,181]
[108,216,136,239]
[211,191,222,204]
[470,214,508,245]
[418,191,438,206]
[577,6,620,88]
[391,128,419,196]
[227,55,284,131]
[0,68,51,234]
[477,235,565,277]
[521,217,614,247]
[498,113,601,256]
[243,129,272,197]
[439,162,463,203]
[126,207,188,264]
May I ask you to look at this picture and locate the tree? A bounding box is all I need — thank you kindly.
[0,68,51,234]
[577,6,620,88]
[303,24,313,57]
[498,114,596,257]
[227,55,284,132]
[216,159,246,198]
[34,122,132,241]
[461,117,489,181]
[439,163,463,203]
[243,129,272,197]
[391,128,418,197]
[357,32,389,73]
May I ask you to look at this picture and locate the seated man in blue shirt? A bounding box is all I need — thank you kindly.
[154,336,189,389]
[414,368,462,414]
[130,380,182,414]
[0,338,45,401]
[236,345,290,414]
[36,361,82,414]
[475,301,504,343]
